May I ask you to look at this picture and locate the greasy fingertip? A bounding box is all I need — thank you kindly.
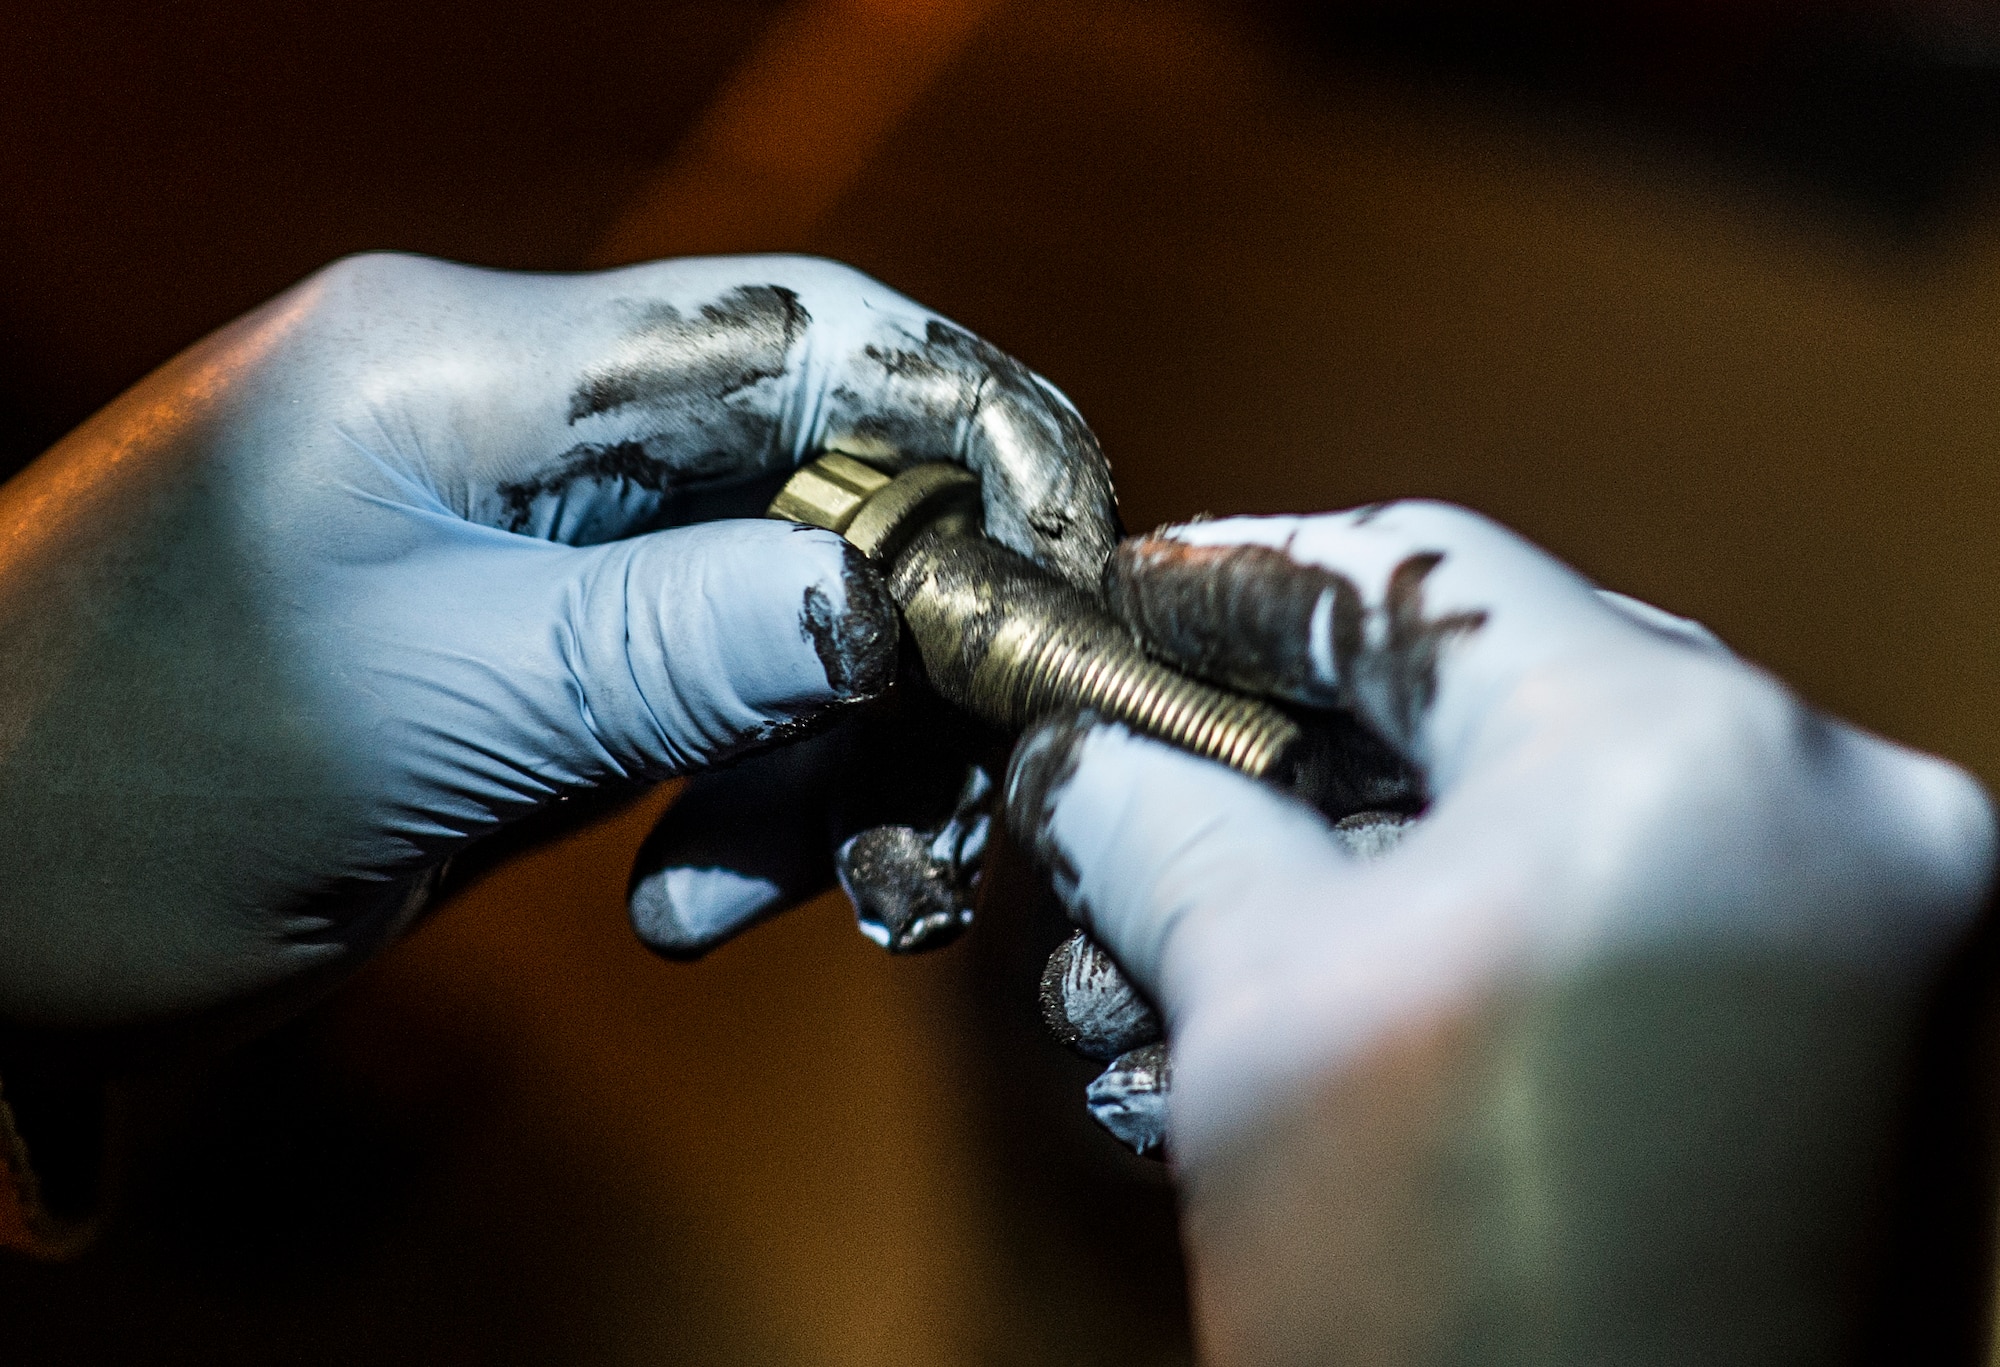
[799,534,898,699]
[1085,1042,1171,1158]
[1039,931,1163,1061]
[582,522,903,776]
[811,307,1119,590]
[1107,534,1349,707]
[629,865,787,960]
[836,825,974,953]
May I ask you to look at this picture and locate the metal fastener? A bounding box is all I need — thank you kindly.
[770,456,1302,780]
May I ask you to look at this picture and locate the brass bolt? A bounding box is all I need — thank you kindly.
[770,456,1301,781]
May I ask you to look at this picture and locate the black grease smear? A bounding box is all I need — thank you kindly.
[799,542,898,699]
[1380,552,1488,742]
[567,285,808,423]
[1086,1041,1171,1159]
[1108,539,1360,706]
[707,689,881,774]
[1109,533,1487,746]
[1278,707,1425,821]
[832,760,991,954]
[497,439,659,520]
[497,285,808,537]
[861,337,967,386]
[822,320,1120,588]
[734,709,845,757]
[1027,506,1076,543]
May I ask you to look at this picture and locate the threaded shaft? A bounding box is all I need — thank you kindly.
[770,455,1302,783]
[969,615,1301,780]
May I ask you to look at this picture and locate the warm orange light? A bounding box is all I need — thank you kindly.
[593,0,1004,265]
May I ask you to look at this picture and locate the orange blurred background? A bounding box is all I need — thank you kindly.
[7,1,2000,1361]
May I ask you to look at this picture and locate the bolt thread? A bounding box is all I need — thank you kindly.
[970,616,1301,779]
[771,457,1303,782]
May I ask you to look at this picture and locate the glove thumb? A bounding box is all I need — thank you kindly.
[353,517,898,852]
[554,519,897,779]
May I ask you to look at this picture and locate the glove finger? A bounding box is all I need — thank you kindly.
[558,519,898,777]
[349,517,898,869]
[306,254,1118,581]
[836,763,991,953]
[1104,503,1720,780]
[626,674,998,958]
[1037,809,1413,1062]
[626,727,844,959]
[822,670,1000,952]
[1008,716,1485,1165]
[1042,811,1416,1155]
[1006,714,1357,1021]
[1084,1042,1172,1159]
[1039,930,1162,1062]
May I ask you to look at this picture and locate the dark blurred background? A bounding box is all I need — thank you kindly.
[7,1,2000,1362]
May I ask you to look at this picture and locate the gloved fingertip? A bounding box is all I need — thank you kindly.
[1085,1041,1171,1159]
[835,826,973,953]
[797,531,899,701]
[629,864,787,961]
[1104,531,1341,706]
[574,522,902,775]
[1039,930,1162,1061]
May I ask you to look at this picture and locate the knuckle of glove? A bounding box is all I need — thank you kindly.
[816,308,1119,590]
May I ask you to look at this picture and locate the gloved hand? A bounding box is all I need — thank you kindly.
[1005,504,1996,1363]
[0,252,1116,1050]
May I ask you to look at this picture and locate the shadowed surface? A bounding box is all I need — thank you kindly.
[6,0,2000,1362]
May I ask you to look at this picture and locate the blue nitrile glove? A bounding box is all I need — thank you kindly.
[1006,504,1996,1364]
[0,253,1116,1044]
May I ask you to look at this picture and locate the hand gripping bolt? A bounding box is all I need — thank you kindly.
[768,453,1302,781]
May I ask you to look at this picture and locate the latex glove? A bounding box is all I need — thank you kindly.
[1004,504,1995,1364]
[0,252,1115,1049]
